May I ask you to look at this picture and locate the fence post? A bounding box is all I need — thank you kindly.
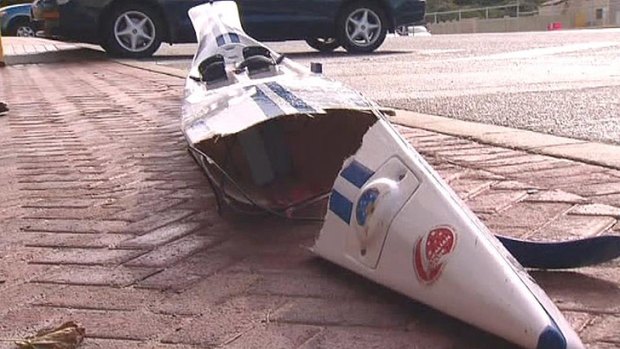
[486,7,489,19]
[459,10,462,21]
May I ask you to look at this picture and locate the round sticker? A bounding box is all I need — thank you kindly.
[413,226,457,285]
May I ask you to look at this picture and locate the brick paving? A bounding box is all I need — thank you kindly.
[1,37,98,66]
[0,37,78,55]
[0,58,619,349]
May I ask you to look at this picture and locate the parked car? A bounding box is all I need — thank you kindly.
[31,0,426,58]
[0,3,35,36]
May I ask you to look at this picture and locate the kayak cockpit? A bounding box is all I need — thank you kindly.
[190,46,285,86]
[189,109,378,218]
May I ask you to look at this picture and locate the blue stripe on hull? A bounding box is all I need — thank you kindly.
[228,32,240,43]
[340,160,374,188]
[265,82,316,114]
[250,87,285,119]
[329,190,353,224]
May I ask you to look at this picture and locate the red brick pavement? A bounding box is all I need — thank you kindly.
[0,60,619,349]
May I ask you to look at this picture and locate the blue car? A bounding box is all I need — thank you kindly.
[0,3,35,36]
[32,0,426,57]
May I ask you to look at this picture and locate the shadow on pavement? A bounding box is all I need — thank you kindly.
[282,50,410,59]
[148,54,195,61]
[532,269,620,310]
[308,257,520,348]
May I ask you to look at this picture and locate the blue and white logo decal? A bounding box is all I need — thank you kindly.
[356,188,380,226]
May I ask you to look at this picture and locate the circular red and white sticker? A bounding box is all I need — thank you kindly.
[413,226,457,285]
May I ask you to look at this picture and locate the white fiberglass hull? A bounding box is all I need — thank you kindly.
[313,119,583,349]
[181,3,585,349]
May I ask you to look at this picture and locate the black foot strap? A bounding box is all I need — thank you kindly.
[497,234,620,269]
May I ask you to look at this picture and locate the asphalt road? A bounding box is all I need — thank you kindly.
[153,29,620,145]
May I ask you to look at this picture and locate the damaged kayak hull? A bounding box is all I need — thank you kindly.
[313,120,584,349]
[181,2,587,349]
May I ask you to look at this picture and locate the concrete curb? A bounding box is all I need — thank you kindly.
[114,58,620,171]
[391,111,620,170]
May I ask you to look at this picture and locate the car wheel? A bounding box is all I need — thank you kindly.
[305,38,340,52]
[337,1,387,54]
[8,18,35,37]
[103,4,163,58]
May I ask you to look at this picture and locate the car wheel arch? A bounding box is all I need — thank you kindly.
[98,0,171,43]
[6,16,30,34]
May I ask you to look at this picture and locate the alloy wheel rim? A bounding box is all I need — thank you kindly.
[345,8,381,47]
[16,26,35,37]
[114,11,156,53]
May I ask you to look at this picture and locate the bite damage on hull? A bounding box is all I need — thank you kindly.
[190,110,377,217]
[182,3,618,349]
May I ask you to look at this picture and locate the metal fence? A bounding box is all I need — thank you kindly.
[426,3,536,24]
[427,0,620,28]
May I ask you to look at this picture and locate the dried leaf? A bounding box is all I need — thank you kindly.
[14,321,85,349]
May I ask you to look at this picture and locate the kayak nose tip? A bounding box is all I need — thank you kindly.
[537,326,566,349]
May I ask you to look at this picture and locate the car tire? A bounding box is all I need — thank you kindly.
[305,38,340,52]
[102,3,164,58]
[337,1,388,54]
[8,18,35,37]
